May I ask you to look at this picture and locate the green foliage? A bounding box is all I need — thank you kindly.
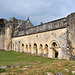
[0,68,7,73]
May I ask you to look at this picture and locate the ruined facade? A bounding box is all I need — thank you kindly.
[0,13,75,59]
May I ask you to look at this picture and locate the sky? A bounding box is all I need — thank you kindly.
[0,0,75,26]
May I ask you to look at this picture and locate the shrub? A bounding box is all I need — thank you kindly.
[0,68,7,73]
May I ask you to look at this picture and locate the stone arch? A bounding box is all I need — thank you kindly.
[25,44,28,52]
[33,43,38,55]
[44,44,48,57]
[22,44,24,52]
[50,40,60,58]
[18,41,20,52]
[28,44,31,53]
[50,40,60,48]
[39,44,43,56]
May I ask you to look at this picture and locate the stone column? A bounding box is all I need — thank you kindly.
[18,42,20,52]
[28,45,29,53]
[48,48,53,58]
[4,28,7,51]
[4,37,7,51]
[20,43,22,52]
[48,47,51,58]
[16,42,18,52]
[31,44,34,54]
[58,48,62,59]
[11,41,13,51]
[24,44,26,52]
[14,41,15,51]
[37,45,39,55]
[43,45,44,56]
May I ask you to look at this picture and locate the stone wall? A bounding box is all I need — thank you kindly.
[0,30,5,50]
[1,12,75,59]
[66,13,75,59]
[12,28,68,59]
[9,17,26,28]
[14,18,67,37]
[12,18,34,37]
[0,19,6,50]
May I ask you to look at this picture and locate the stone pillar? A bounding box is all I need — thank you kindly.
[29,45,31,53]
[48,48,53,58]
[11,41,13,51]
[48,47,51,58]
[14,41,15,51]
[4,28,7,51]
[31,44,34,54]
[37,45,39,55]
[58,48,62,59]
[30,45,32,54]
[20,43,22,52]
[43,46,44,56]
[28,45,29,53]
[50,48,53,58]
[16,42,18,52]
[24,44,26,52]
[18,42,20,52]
[4,37,7,51]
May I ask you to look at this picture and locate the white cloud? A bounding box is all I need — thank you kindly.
[0,0,75,25]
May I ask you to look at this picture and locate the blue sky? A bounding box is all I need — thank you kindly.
[0,0,75,26]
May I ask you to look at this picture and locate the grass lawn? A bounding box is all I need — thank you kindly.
[0,51,75,75]
[0,51,54,66]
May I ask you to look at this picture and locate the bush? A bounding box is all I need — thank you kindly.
[0,68,7,73]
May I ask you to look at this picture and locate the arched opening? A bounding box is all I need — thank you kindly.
[22,44,24,52]
[51,41,59,58]
[39,44,43,56]
[52,42,57,47]
[44,44,48,57]
[55,51,58,58]
[25,44,28,52]
[18,41,20,52]
[29,44,31,53]
[33,43,38,55]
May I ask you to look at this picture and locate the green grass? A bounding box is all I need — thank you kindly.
[0,51,54,66]
[0,51,75,75]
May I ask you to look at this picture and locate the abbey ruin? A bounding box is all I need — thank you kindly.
[0,13,75,59]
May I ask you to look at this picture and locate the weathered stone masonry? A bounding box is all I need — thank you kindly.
[0,13,75,59]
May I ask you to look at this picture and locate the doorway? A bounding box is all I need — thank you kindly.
[51,42,59,58]
[55,50,58,58]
